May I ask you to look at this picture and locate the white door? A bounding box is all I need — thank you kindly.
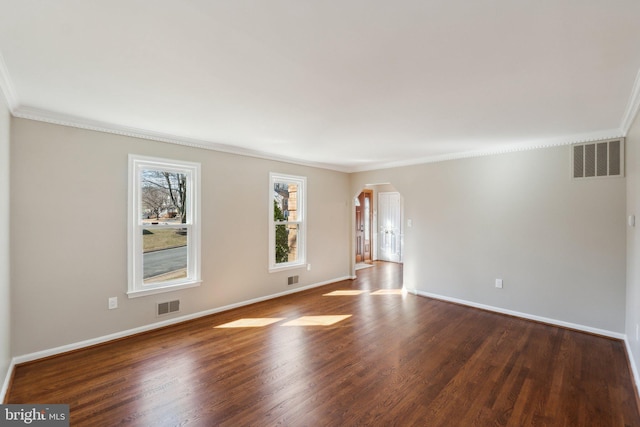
[378,192,402,263]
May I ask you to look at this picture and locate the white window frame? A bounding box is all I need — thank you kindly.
[128,155,201,298]
[269,172,307,272]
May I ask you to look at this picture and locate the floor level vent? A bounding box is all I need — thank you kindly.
[288,275,299,286]
[157,300,180,316]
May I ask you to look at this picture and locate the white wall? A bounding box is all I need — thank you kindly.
[7,115,631,358]
[10,118,351,356]
[352,144,627,333]
[626,109,640,382]
[0,86,11,395]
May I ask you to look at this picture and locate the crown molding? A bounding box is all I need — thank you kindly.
[349,129,625,173]
[621,67,640,135]
[14,105,626,174]
[0,51,17,112]
[12,106,352,173]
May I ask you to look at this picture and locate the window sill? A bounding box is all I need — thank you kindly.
[127,280,202,298]
[269,262,306,273]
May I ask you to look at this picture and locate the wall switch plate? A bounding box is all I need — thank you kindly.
[495,279,503,289]
[629,215,636,227]
[407,219,413,228]
[307,263,311,271]
[108,297,118,310]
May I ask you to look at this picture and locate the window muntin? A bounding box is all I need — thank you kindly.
[129,155,201,297]
[270,173,306,271]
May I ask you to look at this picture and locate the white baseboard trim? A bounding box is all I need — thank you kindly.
[1,358,16,403]
[409,288,625,340]
[624,337,640,398]
[12,276,351,366]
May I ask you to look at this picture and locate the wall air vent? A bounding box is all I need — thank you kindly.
[157,300,180,316]
[573,139,623,179]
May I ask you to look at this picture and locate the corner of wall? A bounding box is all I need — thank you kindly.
[0,82,12,402]
[626,98,640,399]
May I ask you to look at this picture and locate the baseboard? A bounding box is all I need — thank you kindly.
[624,337,640,400]
[1,358,15,403]
[12,275,351,366]
[409,288,625,340]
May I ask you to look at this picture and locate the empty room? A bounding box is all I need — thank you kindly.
[2,1,640,425]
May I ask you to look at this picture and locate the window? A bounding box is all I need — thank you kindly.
[269,173,306,271]
[128,155,201,297]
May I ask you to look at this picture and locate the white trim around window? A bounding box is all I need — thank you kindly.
[269,172,307,272]
[128,155,201,298]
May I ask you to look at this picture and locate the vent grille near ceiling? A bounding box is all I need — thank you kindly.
[573,139,623,179]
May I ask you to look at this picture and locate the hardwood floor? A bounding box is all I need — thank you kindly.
[7,262,640,426]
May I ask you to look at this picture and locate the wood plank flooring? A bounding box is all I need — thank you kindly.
[7,262,640,426]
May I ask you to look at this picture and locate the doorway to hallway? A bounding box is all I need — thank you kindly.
[378,191,402,263]
[354,185,404,271]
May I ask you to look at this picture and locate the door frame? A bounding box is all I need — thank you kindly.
[355,189,373,264]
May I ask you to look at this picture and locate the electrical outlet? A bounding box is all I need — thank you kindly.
[495,279,503,289]
[307,263,312,271]
[108,297,118,310]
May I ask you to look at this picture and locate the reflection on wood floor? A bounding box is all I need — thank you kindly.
[7,261,640,426]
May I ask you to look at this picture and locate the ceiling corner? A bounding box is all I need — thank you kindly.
[0,51,17,112]
[621,67,640,135]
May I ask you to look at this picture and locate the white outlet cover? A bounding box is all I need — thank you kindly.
[495,279,503,289]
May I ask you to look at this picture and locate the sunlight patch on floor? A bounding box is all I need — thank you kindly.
[370,289,404,295]
[323,290,368,296]
[214,318,285,328]
[282,315,352,326]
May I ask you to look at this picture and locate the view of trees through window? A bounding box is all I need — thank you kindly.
[141,170,188,283]
[273,181,299,264]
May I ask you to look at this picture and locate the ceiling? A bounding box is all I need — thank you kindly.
[1,1,640,172]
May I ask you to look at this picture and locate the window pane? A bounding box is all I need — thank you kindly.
[273,181,299,221]
[269,172,305,271]
[141,169,188,224]
[143,227,188,284]
[274,223,299,264]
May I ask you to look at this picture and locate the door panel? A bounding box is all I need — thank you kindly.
[378,192,402,263]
